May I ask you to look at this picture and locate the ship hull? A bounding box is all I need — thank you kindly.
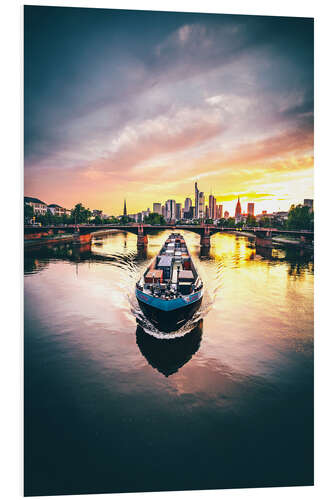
[136,288,203,331]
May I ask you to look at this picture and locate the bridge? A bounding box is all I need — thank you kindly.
[24,223,220,248]
[226,227,314,248]
[24,223,313,249]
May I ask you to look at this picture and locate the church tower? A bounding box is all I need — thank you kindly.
[235,196,242,218]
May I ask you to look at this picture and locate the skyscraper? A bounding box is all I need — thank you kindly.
[209,194,217,219]
[184,197,192,213]
[123,199,127,216]
[199,192,205,219]
[175,203,182,220]
[165,200,176,221]
[304,199,313,212]
[235,196,242,219]
[247,203,255,216]
[153,203,162,215]
[195,182,199,218]
[216,204,223,219]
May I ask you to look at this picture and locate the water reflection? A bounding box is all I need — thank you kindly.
[24,230,314,495]
[199,246,211,259]
[136,319,203,377]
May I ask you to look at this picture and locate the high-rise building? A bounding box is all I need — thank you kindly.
[247,203,255,216]
[304,199,313,212]
[165,199,176,221]
[199,192,205,219]
[205,205,209,219]
[161,205,166,218]
[209,194,217,219]
[195,182,199,218]
[184,197,192,213]
[235,196,242,219]
[123,199,127,216]
[216,204,223,219]
[175,203,182,220]
[153,203,162,215]
[224,210,230,219]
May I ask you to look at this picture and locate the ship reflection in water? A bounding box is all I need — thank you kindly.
[136,320,203,377]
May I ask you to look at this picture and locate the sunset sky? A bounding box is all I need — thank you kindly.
[24,6,313,216]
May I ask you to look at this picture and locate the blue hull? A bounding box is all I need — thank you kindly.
[136,288,203,312]
[136,288,203,331]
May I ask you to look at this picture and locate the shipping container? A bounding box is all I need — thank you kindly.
[144,269,163,283]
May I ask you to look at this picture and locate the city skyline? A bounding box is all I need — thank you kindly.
[25,186,312,220]
[24,7,313,216]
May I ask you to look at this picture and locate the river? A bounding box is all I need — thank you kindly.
[24,230,314,496]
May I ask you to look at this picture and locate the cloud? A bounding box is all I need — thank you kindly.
[85,106,227,176]
[216,192,274,202]
[24,8,313,213]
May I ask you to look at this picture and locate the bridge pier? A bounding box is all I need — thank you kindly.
[137,224,148,248]
[73,231,92,246]
[255,230,273,248]
[200,225,211,248]
[299,233,313,246]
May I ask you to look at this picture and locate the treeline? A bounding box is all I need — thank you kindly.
[25,202,314,231]
[143,213,166,225]
[215,204,313,230]
[24,203,121,226]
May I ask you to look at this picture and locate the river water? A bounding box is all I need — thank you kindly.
[24,230,314,496]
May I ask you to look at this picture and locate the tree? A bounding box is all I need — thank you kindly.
[119,215,134,224]
[258,217,271,228]
[93,215,103,225]
[109,216,120,224]
[287,204,314,230]
[246,215,257,227]
[226,217,235,227]
[24,203,34,224]
[143,213,165,225]
[71,203,92,224]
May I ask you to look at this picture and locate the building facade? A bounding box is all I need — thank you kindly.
[198,192,205,219]
[175,203,182,220]
[304,199,313,212]
[24,196,48,215]
[235,196,242,219]
[209,194,217,219]
[216,204,223,219]
[195,182,199,218]
[48,204,66,216]
[184,197,192,213]
[153,203,162,215]
[247,203,255,216]
[165,199,176,221]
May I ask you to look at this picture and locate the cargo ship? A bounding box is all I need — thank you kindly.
[135,233,203,330]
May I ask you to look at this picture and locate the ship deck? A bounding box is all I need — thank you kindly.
[136,233,203,302]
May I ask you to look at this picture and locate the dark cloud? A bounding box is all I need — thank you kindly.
[24,6,314,169]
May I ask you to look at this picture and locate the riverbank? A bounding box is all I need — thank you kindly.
[24,228,119,250]
[226,230,313,248]
[24,234,74,249]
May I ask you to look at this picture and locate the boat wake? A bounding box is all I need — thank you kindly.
[129,287,212,338]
